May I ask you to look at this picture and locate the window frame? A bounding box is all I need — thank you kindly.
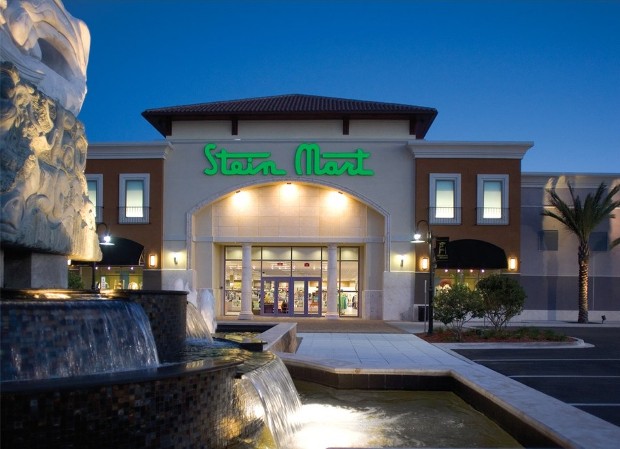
[119,173,150,224]
[429,173,461,225]
[477,174,509,225]
[589,231,608,252]
[86,174,103,223]
[538,230,559,251]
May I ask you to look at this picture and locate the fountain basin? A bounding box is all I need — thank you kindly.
[283,361,560,448]
[216,321,298,353]
[0,289,273,448]
[0,356,263,449]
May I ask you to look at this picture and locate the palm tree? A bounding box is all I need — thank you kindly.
[542,182,620,323]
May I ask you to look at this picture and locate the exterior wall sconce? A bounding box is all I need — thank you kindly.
[148,254,158,268]
[173,253,179,265]
[421,257,429,271]
[399,255,404,267]
[508,257,518,271]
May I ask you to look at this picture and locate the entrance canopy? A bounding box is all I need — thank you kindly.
[435,239,507,270]
[99,237,144,266]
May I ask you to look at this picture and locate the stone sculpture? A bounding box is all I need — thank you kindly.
[1,0,100,286]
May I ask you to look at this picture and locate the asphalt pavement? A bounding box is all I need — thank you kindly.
[453,325,620,427]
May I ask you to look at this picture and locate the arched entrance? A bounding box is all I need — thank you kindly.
[189,181,386,318]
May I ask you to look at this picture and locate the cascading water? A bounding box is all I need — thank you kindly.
[186,301,214,342]
[237,356,303,449]
[197,288,217,334]
[1,300,159,381]
[185,298,302,448]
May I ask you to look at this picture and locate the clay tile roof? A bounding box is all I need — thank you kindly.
[142,93,437,138]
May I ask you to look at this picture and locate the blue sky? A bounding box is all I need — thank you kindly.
[63,0,619,174]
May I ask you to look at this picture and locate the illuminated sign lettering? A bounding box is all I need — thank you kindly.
[203,143,287,176]
[203,143,374,177]
[294,143,374,176]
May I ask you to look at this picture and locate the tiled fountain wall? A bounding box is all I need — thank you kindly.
[0,289,259,449]
[1,363,250,449]
[109,290,188,362]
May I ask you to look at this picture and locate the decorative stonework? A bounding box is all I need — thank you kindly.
[0,61,100,261]
[0,0,90,116]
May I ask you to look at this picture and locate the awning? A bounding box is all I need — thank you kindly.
[435,239,507,270]
[99,237,144,266]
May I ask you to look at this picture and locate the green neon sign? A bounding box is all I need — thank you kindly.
[203,143,375,177]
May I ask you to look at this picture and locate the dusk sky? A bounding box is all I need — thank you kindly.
[63,0,619,174]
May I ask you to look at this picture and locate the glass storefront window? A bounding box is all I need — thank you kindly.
[224,260,242,313]
[71,265,144,290]
[338,248,359,317]
[223,245,360,317]
[435,269,502,294]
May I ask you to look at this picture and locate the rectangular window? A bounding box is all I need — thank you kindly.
[119,174,150,224]
[538,230,558,251]
[589,232,608,252]
[477,174,509,224]
[86,174,103,223]
[430,173,461,224]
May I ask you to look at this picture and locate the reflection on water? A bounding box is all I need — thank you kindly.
[234,380,522,449]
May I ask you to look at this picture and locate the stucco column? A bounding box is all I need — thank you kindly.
[325,244,339,319]
[238,243,254,320]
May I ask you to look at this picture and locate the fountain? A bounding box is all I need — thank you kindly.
[0,2,302,447]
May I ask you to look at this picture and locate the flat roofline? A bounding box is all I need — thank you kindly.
[409,140,533,159]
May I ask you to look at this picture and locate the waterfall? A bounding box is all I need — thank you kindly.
[239,356,302,449]
[197,288,217,334]
[2,300,159,381]
[186,301,214,342]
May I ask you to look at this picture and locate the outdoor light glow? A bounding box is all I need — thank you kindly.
[292,404,396,449]
[421,257,429,270]
[281,182,298,197]
[326,190,346,208]
[232,189,249,208]
[100,233,114,246]
[508,257,518,270]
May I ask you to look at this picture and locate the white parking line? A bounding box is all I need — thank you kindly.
[569,403,620,407]
[471,358,620,362]
[510,375,620,378]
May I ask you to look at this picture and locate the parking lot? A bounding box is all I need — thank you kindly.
[454,326,620,427]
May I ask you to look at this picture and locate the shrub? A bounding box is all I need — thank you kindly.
[68,271,84,289]
[433,282,484,341]
[476,274,526,330]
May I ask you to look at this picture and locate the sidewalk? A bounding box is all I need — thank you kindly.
[270,319,620,449]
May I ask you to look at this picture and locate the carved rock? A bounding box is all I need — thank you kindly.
[1,61,101,261]
[0,0,90,115]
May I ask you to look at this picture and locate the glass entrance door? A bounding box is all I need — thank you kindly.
[260,277,322,316]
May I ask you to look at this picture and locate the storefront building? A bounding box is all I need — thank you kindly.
[80,94,619,321]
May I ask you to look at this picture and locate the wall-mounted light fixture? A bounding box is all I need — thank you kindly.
[173,253,179,265]
[421,257,429,271]
[148,254,158,268]
[399,255,404,267]
[508,257,518,271]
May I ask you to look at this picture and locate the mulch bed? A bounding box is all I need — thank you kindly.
[416,327,571,343]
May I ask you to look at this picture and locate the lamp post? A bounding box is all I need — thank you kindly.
[91,223,113,290]
[412,219,435,335]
